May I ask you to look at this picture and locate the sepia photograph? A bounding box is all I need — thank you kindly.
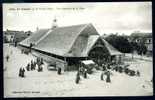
[3,2,153,97]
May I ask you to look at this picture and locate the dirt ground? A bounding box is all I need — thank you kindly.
[3,44,153,97]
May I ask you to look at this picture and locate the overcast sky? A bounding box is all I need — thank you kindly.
[3,2,152,35]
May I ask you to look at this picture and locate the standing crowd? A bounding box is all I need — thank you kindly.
[75,62,141,84]
[18,57,44,78]
[75,66,88,84]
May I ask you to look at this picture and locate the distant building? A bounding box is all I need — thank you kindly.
[130,32,152,56]
[3,30,33,43]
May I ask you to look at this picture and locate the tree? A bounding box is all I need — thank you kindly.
[105,34,132,53]
[137,43,147,55]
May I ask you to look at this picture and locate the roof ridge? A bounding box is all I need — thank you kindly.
[36,23,91,32]
[55,23,90,29]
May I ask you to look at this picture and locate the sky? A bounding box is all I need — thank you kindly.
[3,2,152,35]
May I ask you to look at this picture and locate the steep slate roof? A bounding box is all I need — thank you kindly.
[19,23,122,57]
[14,32,28,42]
[34,24,91,57]
[101,38,122,55]
[19,29,49,47]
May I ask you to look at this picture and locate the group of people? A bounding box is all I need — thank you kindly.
[75,64,112,84]
[100,63,113,83]
[100,70,112,83]
[18,57,44,78]
[100,62,141,82]
[75,66,88,84]
[19,67,25,78]
[110,63,140,77]
[75,62,141,84]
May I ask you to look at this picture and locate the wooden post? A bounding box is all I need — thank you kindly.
[64,57,67,71]
[55,55,57,70]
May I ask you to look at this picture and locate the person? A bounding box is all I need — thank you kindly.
[28,63,30,71]
[107,63,111,69]
[79,66,84,75]
[129,70,135,76]
[75,71,80,84]
[19,67,22,77]
[40,64,43,72]
[31,60,34,71]
[115,65,118,72]
[21,67,25,78]
[118,66,123,73]
[78,66,82,75]
[37,65,40,72]
[101,71,104,81]
[40,58,44,64]
[124,68,129,75]
[38,64,41,72]
[102,64,106,71]
[83,68,87,78]
[15,41,17,47]
[23,67,25,77]
[57,67,61,75]
[26,63,30,71]
[33,61,36,70]
[105,71,111,83]
[137,70,140,77]
[6,55,9,62]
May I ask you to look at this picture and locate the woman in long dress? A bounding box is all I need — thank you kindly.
[105,70,111,83]
[19,67,22,77]
[21,67,25,78]
[101,71,104,81]
[75,71,80,84]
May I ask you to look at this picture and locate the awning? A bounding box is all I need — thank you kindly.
[81,60,95,65]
